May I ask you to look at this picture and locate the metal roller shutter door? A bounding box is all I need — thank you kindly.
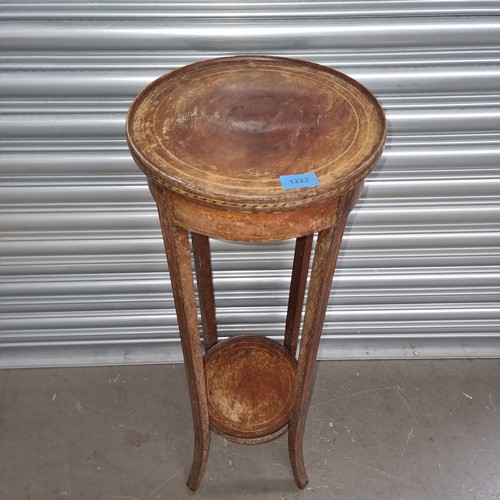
[1,1,500,368]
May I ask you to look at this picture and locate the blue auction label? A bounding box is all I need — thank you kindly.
[280,172,320,190]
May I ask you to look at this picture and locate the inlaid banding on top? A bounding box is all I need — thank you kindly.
[127,56,386,212]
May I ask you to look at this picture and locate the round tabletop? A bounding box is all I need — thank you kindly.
[126,56,386,213]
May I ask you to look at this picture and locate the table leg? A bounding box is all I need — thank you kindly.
[284,234,313,357]
[192,232,218,350]
[288,191,353,489]
[153,191,210,492]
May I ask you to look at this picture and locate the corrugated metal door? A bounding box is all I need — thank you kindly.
[1,1,500,368]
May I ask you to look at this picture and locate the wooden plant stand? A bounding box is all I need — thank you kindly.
[126,56,386,491]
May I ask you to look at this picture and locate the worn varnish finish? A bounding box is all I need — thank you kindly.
[205,335,297,440]
[126,55,386,490]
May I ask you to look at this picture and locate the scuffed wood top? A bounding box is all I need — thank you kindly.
[126,56,386,212]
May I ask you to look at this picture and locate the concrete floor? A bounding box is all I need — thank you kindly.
[1,360,499,500]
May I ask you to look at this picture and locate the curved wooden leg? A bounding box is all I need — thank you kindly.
[153,190,210,491]
[192,232,218,351]
[288,192,353,489]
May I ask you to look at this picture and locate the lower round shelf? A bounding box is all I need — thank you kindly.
[204,335,297,441]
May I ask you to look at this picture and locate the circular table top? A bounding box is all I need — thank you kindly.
[204,335,296,440]
[126,56,386,213]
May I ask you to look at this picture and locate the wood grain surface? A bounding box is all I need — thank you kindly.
[127,56,386,213]
[204,336,297,440]
[126,55,386,491]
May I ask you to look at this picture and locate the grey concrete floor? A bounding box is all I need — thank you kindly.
[1,359,499,500]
